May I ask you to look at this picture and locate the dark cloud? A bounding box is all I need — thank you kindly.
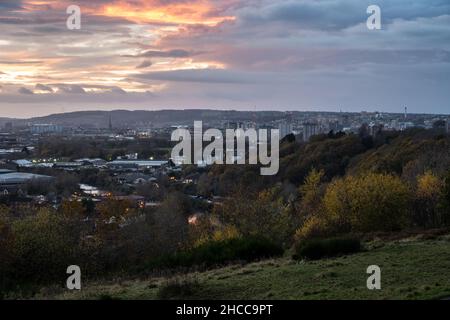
[110,86,127,94]
[0,1,23,10]
[126,49,194,58]
[239,0,450,30]
[35,84,54,92]
[134,69,255,84]
[56,85,86,94]
[0,0,449,116]
[0,60,42,65]
[18,87,34,95]
[136,60,153,69]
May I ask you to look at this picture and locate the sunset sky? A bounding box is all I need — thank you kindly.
[0,0,449,118]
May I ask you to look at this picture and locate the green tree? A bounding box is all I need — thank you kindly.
[9,208,82,286]
[214,187,296,246]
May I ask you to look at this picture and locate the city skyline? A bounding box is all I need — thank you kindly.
[0,0,449,117]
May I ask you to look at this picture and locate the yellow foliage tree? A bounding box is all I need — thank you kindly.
[298,168,325,218]
[322,173,411,233]
[415,171,446,227]
[294,173,412,240]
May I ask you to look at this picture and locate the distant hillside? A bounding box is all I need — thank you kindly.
[348,128,450,177]
[8,110,290,129]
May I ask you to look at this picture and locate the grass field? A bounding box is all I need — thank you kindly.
[36,236,450,300]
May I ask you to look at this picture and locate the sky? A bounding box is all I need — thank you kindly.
[0,0,449,118]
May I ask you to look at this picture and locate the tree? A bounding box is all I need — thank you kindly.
[60,199,86,218]
[0,207,14,292]
[9,208,82,286]
[214,186,296,246]
[150,193,191,253]
[96,199,136,243]
[443,172,450,225]
[297,173,412,242]
[298,168,325,219]
[414,171,446,227]
[322,173,411,233]
[82,198,96,217]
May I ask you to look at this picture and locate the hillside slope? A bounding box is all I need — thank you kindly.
[38,237,450,300]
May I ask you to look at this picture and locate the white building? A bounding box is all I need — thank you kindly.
[303,123,320,142]
[278,122,293,140]
[30,124,63,134]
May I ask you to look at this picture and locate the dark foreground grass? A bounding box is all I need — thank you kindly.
[293,237,361,260]
[36,237,450,300]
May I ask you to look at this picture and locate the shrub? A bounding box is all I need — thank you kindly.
[146,236,284,270]
[293,237,361,260]
[157,277,200,300]
[294,215,330,242]
[440,171,450,226]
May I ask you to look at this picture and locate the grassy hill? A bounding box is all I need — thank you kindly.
[35,235,450,300]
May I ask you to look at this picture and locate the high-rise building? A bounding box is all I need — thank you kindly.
[278,121,293,140]
[303,122,319,142]
[3,122,13,132]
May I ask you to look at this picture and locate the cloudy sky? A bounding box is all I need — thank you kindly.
[0,0,449,118]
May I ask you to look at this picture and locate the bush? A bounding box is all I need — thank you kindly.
[294,215,330,243]
[157,277,200,300]
[145,236,284,270]
[293,237,361,260]
[6,209,83,287]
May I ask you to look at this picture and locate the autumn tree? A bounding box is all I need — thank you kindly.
[8,208,82,286]
[296,173,412,241]
[414,171,446,227]
[298,168,325,219]
[150,193,191,253]
[323,173,411,233]
[214,186,297,246]
[60,199,86,219]
[0,207,14,292]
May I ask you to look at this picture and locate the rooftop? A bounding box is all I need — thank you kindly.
[0,172,53,185]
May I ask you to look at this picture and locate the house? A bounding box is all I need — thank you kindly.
[116,173,155,185]
[13,159,33,167]
[53,162,83,171]
[74,158,107,167]
[107,160,168,171]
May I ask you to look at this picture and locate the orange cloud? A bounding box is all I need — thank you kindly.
[100,0,235,26]
[21,0,235,26]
